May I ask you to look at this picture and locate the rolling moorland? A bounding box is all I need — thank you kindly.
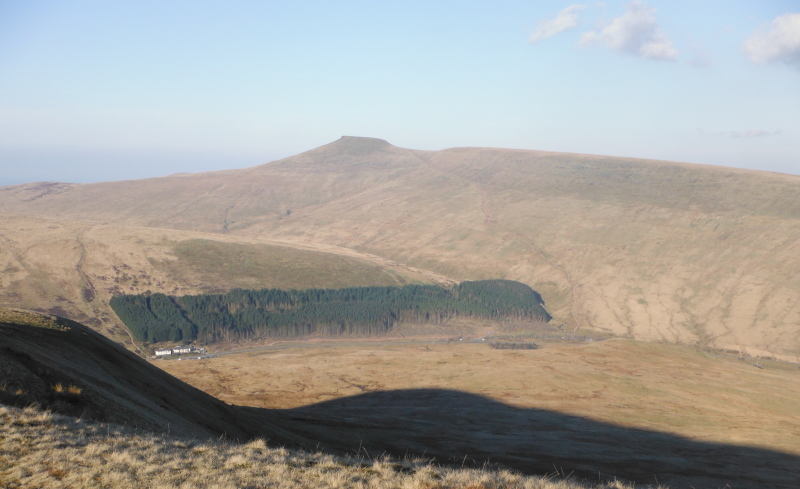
[1,136,799,359]
[2,308,576,489]
[3,308,800,488]
[2,137,800,487]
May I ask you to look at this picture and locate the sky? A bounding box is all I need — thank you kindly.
[1,0,799,185]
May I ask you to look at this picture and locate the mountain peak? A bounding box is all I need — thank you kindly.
[326,136,393,154]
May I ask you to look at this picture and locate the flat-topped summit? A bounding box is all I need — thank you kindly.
[325,136,394,154]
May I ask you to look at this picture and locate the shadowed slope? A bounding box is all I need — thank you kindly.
[287,388,800,489]
[0,308,302,443]
[2,308,799,488]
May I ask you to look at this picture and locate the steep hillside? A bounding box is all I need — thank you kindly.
[0,307,304,443]
[1,136,798,358]
[1,404,657,489]
[0,218,447,346]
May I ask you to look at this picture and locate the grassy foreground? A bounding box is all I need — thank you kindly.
[0,404,660,489]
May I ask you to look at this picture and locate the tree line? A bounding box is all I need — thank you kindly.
[110,280,551,344]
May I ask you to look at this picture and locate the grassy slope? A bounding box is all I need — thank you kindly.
[0,307,303,442]
[0,136,798,358]
[0,308,662,488]
[0,217,444,346]
[3,309,800,487]
[250,142,800,359]
[0,404,651,489]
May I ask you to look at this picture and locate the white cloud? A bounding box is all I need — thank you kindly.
[529,5,587,44]
[742,13,800,66]
[580,1,677,60]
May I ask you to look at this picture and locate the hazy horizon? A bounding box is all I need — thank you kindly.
[2,1,799,185]
[3,135,800,188]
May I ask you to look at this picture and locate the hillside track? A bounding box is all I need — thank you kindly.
[74,227,97,303]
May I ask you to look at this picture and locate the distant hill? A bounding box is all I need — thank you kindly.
[1,136,798,359]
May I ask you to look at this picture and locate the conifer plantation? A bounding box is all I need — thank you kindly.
[110,280,550,343]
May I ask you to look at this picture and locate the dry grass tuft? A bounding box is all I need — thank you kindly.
[50,383,82,396]
[0,307,71,331]
[0,403,668,489]
[0,383,26,405]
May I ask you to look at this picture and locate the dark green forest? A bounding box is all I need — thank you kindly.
[110,280,550,344]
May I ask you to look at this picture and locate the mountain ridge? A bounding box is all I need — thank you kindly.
[0,137,798,359]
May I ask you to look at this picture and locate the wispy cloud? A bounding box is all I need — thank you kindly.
[580,1,677,60]
[697,128,782,139]
[728,129,781,139]
[742,13,800,66]
[688,45,712,68]
[529,5,587,44]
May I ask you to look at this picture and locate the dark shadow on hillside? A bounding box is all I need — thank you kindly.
[3,316,797,489]
[250,388,800,489]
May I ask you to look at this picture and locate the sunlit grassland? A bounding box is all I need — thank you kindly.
[160,338,800,456]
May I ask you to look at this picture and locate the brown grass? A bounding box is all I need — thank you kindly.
[0,404,658,489]
[160,338,800,456]
[2,138,799,358]
[50,384,82,396]
[0,308,70,331]
[159,238,423,291]
[0,218,446,346]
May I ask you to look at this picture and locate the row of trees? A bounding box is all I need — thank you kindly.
[110,280,550,344]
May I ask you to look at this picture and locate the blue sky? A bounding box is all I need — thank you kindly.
[1,1,799,185]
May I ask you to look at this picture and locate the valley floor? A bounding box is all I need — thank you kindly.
[159,337,800,488]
